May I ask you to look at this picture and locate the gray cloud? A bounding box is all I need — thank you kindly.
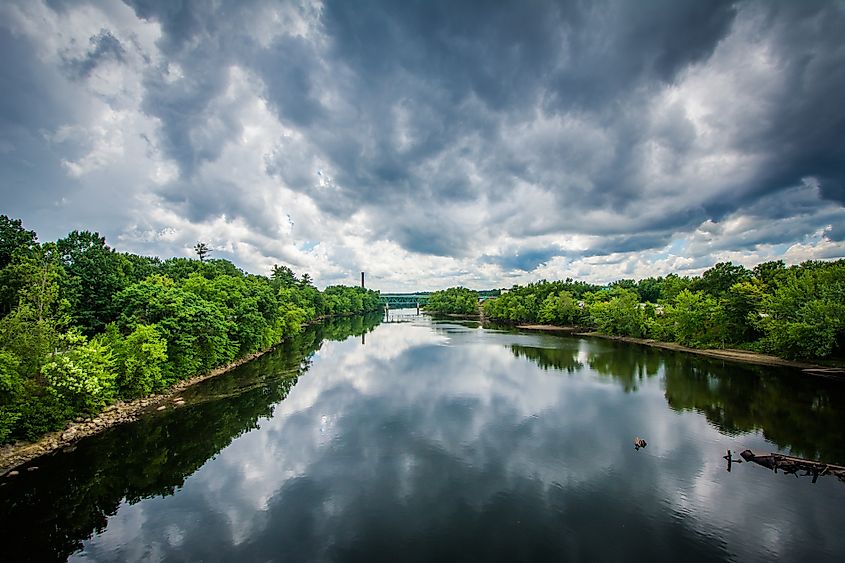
[63,29,126,79]
[1,0,844,289]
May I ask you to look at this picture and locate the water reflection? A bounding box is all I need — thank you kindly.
[662,355,845,463]
[0,313,382,562]
[1,314,843,562]
[510,343,583,373]
[508,336,845,464]
[586,340,662,392]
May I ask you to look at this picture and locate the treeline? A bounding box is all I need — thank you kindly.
[0,215,381,443]
[480,260,845,360]
[424,287,480,314]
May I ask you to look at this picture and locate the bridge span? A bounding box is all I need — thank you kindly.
[378,290,499,308]
[379,293,430,308]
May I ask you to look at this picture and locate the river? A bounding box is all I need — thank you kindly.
[2,310,844,562]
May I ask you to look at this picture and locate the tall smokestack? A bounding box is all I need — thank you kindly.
[361,271,365,288]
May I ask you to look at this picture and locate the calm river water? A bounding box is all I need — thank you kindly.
[2,310,845,562]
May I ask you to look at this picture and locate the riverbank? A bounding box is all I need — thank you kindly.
[0,345,279,475]
[1,309,386,475]
[516,324,582,334]
[513,324,845,375]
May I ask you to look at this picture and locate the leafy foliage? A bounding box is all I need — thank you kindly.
[587,288,647,337]
[538,290,583,325]
[42,330,117,414]
[57,231,131,334]
[109,324,169,398]
[659,290,726,347]
[480,260,845,360]
[759,261,845,358]
[0,215,37,270]
[0,218,383,444]
[482,279,599,322]
[425,287,479,314]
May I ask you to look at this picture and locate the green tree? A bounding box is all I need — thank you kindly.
[660,273,693,302]
[425,287,479,315]
[0,350,23,442]
[159,257,204,281]
[57,230,131,334]
[759,262,845,358]
[587,288,645,337]
[122,253,162,282]
[538,291,582,325]
[113,276,235,380]
[693,262,752,298]
[0,244,68,377]
[277,287,308,336]
[610,278,636,291]
[662,290,727,347]
[42,330,117,414]
[636,277,663,303]
[0,215,37,269]
[722,280,765,344]
[110,324,168,398]
[271,264,297,288]
[753,260,787,289]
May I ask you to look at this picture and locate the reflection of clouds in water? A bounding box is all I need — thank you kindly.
[345,320,447,362]
[165,524,184,547]
[70,500,151,562]
[76,321,845,561]
[675,434,845,560]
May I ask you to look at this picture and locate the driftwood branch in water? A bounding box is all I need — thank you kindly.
[739,450,845,484]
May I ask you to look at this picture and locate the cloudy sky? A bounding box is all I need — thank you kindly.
[1,0,844,291]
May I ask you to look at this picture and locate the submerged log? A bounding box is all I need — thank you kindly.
[739,450,845,483]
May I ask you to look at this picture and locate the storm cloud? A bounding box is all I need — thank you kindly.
[1,0,844,289]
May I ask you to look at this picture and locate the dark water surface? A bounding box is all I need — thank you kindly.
[3,311,845,562]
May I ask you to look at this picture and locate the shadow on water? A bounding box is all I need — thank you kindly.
[0,313,382,562]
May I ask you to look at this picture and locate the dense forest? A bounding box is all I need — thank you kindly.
[423,287,479,315]
[427,260,845,361]
[0,215,381,444]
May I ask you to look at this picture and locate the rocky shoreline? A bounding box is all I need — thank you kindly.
[0,346,275,476]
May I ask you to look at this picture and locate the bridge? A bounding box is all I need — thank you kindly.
[379,293,430,308]
[378,290,500,308]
